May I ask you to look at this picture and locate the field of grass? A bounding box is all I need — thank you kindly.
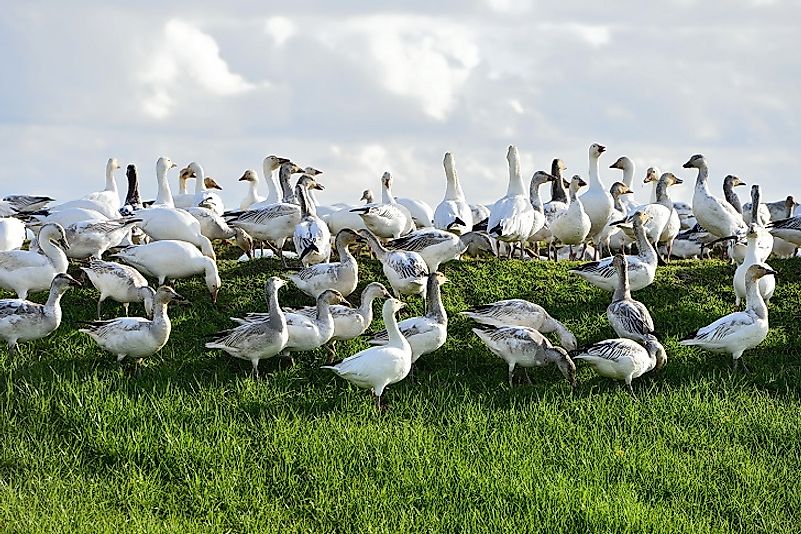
[1,249,800,532]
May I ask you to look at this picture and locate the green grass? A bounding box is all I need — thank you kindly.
[1,250,800,533]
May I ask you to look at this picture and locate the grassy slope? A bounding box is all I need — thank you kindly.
[1,251,800,533]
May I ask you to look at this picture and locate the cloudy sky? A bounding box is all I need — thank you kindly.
[1,1,799,211]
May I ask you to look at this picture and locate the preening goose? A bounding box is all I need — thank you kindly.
[572,336,666,398]
[0,223,69,299]
[62,218,141,259]
[549,176,591,260]
[606,254,655,342]
[0,273,81,356]
[487,145,536,251]
[680,264,775,372]
[433,152,474,235]
[580,143,613,254]
[733,225,775,308]
[0,217,26,251]
[684,155,746,243]
[293,175,331,266]
[323,298,412,411]
[288,228,362,299]
[359,229,429,298]
[385,227,468,271]
[81,259,155,319]
[79,285,187,366]
[0,195,54,217]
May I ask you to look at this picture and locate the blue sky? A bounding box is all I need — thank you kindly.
[1,1,799,210]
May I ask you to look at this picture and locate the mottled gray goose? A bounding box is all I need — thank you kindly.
[81,259,155,319]
[606,254,655,342]
[572,336,666,398]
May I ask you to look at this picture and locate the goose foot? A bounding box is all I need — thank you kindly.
[523,368,532,385]
[733,358,751,373]
[626,382,638,401]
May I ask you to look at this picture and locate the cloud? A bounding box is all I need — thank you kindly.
[264,16,296,46]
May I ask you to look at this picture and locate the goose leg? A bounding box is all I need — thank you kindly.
[96,299,103,320]
[123,302,129,317]
[8,342,16,358]
[523,368,532,385]
[579,243,587,260]
[251,359,260,379]
[626,381,637,400]
[508,364,516,388]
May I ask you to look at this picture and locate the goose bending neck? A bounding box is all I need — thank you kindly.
[746,276,768,320]
[335,234,357,265]
[506,147,526,197]
[362,231,387,260]
[634,221,658,265]
[444,154,465,200]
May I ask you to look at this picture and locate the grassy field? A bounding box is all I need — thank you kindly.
[1,249,800,533]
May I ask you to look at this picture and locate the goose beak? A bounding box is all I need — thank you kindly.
[57,237,70,250]
[312,182,325,191]
[674,177,684,185]
[682,160,692,168]
[765,269,778,277]
[597,145,606,153]
[68,276,82,288]
[238,174,249,181]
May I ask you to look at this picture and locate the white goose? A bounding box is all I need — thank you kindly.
[205,277,289,378]
[733,225,775,308]
[322,298,412,411]
[385,228,468,271]
[0,273,81,356]
[293,175,331,266]
[616,172,683,259]
[263,156,292,205]
[288,228,362,299]
[396,197,434,229]
[471,324,577,389]
[238,156,289,210]
[645,172,683,259]
[238,169,265,210]
[62,218,141,259]
[606,254,655,342]
[433,152,473,235]
[323,189,373,235]
[249,162,304,210]
[609,156,638,214]
[0,195,54,217]
[595,182,633,256]
[767,216,801,247]
[350,173,412,239]
[111,240,221,303]
[81,259,156,319]
[572,336,666,398]
[0,217,26,251]
[549,176,591,260]
[644,167,661,204]
[281,290,348,357]
[680,264,775,372]
[359,229,429,298]
[79,285,187,366]
[49,158,121,219]
[0,223,69,299]
[180,162,225,215]
[580,143,614,255]
[765,197,799,258]
[379,172,416,234]
[526,170,557,247]
[684,154,746,244]
[487,145,536,253]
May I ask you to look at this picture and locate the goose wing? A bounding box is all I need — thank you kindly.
[684,311,754,343]
[576,339,640,363]
[608,300,654,338]
[386,252,427,279]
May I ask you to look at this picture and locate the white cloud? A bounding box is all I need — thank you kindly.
[265,16,296,46]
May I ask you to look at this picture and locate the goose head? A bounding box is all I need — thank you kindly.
[156,157,177,175]
[551,158,568,175]
[609,156,632,171]
[201,260,221,303]
[609,182,633,198]
[360,189,374,204]
[746,223,759,240]
[589,143,606,158]
[643,167,661,184]
[204,177,222,191]
[381,171,394,190]
[283,162,304,174]
[506,145,520,168]
[723,175,746,188]
[335,228,363,246]
[233,227,254,255]
[126,164,137,181]
[266,276,288,293]
[303,166,323,176]
[51,273,82,293]
[746,263,777,283]
[296,174,324,191]
[569,175,587,193]
[319,289,350,308]
[660,172,683,187]
[385,298,406,315]
[363,282,392,302]
[786,196,799,213]
[631,210,652,228]
[682,154,706,169]
[549,346,578,389]
[443,152,456,173]
[40,223,69,250]
[107,158,121,173]
[239,169,259,183]
[179,166,194,184]
[644,336,668,370]
[530,171,557,187]
[154,285,188,306]
[263,155,290,172]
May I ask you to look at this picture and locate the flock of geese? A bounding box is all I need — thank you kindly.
[0,144,798,409]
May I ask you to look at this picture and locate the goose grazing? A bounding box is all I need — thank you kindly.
[385,227,468,271]
[62,218,141,259]
[358,229,429,298]
[49,158,121,219]
[205,277,288,378]
[79,285,187,367]
[0,273,81,356]
[549,176,591,260]
[350,172,412,239]
[609,156,638,214]
[722,175,746,215]
[0,195,54,217]
[81,259,155,319]
[607,254,655,342]
[733,225,775,308]
[433,152,474,235]
[580,143,613,256]
[684,155,746,244]
[471,324,577,389]
[570,211,658,292]
[487,145,536,255]
[680,264,776,372]
[461,299,577,350]
[0,217,26,251]
[293,175,331,266]
[370,272,448,371]
[0,223,69,299]
[322,298,411,411]
[288,228,362,299]
[572,336,666,398]
[111,240,221,303]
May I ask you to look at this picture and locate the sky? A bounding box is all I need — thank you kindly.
[1,0,799,212]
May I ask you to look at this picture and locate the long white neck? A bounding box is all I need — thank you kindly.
[193,165,207,195]
[382,304,409,350]
[335,237,356,266]
[104,161,117,193]
[506,150,526,197]
[382,181,398,205]
[634,223,658,265]
[621,163,634,188]
[358,294,378,323]
[444,160,465,201]
[43,287,66,325]
[588,154,603,188]
[649,181,658,204]
[745,236,759,264]
[178,178,190,195]
[155,165,175,207]
[694,163,710,196]
[245,181,259,205]
[264,165,280,204]
[39,235,69,272]
[745,276,768,320]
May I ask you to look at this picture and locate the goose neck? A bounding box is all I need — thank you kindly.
[745,276,768,319]
[750,187,761,223]
[363,232,387,259]
[612,263,632,301]
[193,165,207,194]
[267,285,286,331]
[125,171,141,207]
[425,278,446,324]
[529,181,544,212]
[335,236,356,265]
[296,185,315,218]
[634,223,657,264]
[279,166,296,204]
[155,165,175,207]
[264,166,280,203]
[105,162,118,193]
[444,162,465,200]
[382,304,407,348]
[506,154,526,197]
[588,154,603,187]
[723,181,742,215]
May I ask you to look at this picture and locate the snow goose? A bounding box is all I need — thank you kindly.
[293,175,331,266]
[182,204,252,254]
[0,273,81,356]
[471,324,577,389]
[616,173,682,260]
[0,223,69,299]
[609,156,638,214]
[350,173,412,239]
[684,155,746,244]
[49,158,121,219]
[385,227,468,271]
[396,197,434,229]
[248,162,304,209]
[280,289,348,357]
[79,285,187,367]
[288,228,362,299]
[765,196,798,222]
[733,225,775,308]
[323,298,411,411]
[722,175,746,215]
[572,336,666,398]
[63,218,141,259]
[549,176,591,260]
[379,172,416,234]
[470,204,491,228]
[644,167,661,204]
[461,299,577,350]
[570,211,658,292]
[0,217,26,251]
[580,143,613,255]
[644,172,683,259]
[370,272,448,370]
[487,145,536,254]
[606,254,655,342]
[205,277,289,378]
[81,259,155,319]
[323,189,373,235]
[433,152,473,235]
[595,181,633,257]
[0,195,54,217]
[237,169,265,210]
[680,264,776,372]
[358,229,429,298]
[263,156,293,205]
[526,170,557,248]
[180,162,225,215]
[111,240,221,303]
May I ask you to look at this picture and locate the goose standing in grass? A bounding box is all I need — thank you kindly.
[606,255,655,342]
[609,156,638,214]
[616,172,683,260]
[384,227,468,271]
[433,152,474,235]
[0,195,54,217]
[293,175,331,266]
[461,299,577,350]
[0,273,81,356]
[81,259,155,319]
[580,143,613,257]
[0,217,26,251]
[572,336,666,398]
[280,290,348,358]
[732,225,775,308]
[323,298,411,411]
[358,229,429,298]
[487,145,536,256]
[62,218,141,259]
[0,223,69,299]
[370,272,448,373]
[471,324,577,389]
[49,158,121,219]
[288,229,362,299]
[205,277,289,378]
[680,264,776,372]
[111,240,221,303]
[350,173,412,239]
[595,182,633,256]
[570,211,657,292]
[643,172,683,260]
[549,176,591,260]
[79,285,187,368]
[526,170,557,250]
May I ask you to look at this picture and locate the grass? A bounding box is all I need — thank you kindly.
[1,249,800,532]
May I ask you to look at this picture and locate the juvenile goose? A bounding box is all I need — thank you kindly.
[358,229,429,298]
[732,225,775,308]
[0,273,81,356]
[572,336,667,398]
[722,175,746,215]
[0,217,26,251]
[322,298,411,411]
[680,264,776,372]
[205,277,289,378]
[581,143,613,256]
[570,211,658,292]
[487,145,536,254]
[384,227,468,271]
[350,172,412,239]
[62,218,141,259]
[288,228,362,299]
[607,254,655,342]
[684,155,746,244]
[461,299,577,350]
[549,176,591,260]
[293,175,331,266]
[526,170,557,247]
[79,285,187,367]
[471,324,577,389]
[281,290,348,357]
[433,152,473,235]
[0,223,69,299]
[81,259,155,319]
[111,240,221,303]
